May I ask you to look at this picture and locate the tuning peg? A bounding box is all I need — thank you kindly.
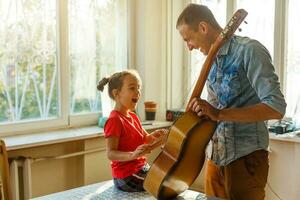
[244,21,248,24]
[238,28,242,32]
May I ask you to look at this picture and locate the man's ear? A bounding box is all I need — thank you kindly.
[198,21,209,34]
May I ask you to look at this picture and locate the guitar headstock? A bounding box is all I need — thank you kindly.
[220,9,248,40]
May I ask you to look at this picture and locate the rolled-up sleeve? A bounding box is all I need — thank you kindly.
[243,41,287,115]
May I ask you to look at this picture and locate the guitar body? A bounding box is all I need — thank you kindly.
[143,112,216,199]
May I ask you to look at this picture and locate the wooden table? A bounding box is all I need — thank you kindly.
[31,180,221,200]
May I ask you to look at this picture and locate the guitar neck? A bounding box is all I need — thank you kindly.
[186,37,224,111]
[185,9,247,112]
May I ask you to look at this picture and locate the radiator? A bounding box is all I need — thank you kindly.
[10,159,21,200]
[9,147,105,200]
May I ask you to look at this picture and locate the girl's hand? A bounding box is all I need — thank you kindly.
[151,129,168,140]
[131,144,151,159]
[148,129,168,149]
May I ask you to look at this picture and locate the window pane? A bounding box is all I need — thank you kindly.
[0,1,58,124]
[236,0,275,58]
[69,0,128,114]
[286,0,300,122]
[193,0,227,27]
[190,0,226,99]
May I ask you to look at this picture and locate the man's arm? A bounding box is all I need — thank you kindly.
[189,98,283,122]
[218,103,283,122]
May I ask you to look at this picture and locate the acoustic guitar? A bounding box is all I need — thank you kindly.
[144,9,248,200]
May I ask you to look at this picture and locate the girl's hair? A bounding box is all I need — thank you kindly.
[97,70,141,99]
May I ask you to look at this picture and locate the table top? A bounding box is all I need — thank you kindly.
[31,180,221,200]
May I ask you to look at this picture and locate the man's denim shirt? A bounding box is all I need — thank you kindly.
[206,35,286,166]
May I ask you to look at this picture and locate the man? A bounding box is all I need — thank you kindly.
[176,4,286,200]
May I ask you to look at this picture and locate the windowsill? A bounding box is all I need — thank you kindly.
[2,121,172,151]
[269,130,300,143]
[5,121,300,151]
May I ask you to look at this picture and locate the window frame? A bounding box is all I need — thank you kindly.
[0,0,131,136]
[185,0,293,116]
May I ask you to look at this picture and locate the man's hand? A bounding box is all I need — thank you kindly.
[188,97,220,121]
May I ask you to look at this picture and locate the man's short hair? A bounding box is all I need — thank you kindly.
[176,3,220,31]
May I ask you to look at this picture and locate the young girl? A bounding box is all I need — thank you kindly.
[97,70,167,192]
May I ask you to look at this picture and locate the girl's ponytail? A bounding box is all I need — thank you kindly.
[97,77,110,92]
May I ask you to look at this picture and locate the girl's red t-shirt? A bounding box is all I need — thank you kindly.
[104,110,147,178]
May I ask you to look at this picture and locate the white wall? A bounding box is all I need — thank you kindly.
[133,0,166,121]
[133,0,187,121]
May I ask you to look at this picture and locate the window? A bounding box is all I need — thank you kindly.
[0,0,128,135]
[0,1,58,124]
[69,0,127,114]
[236,0,275,58]
[190,1,274,98]
[188,1,299,122]
[286,0,300,123]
